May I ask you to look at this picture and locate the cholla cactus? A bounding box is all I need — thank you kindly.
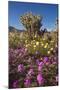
[20,12,42,38]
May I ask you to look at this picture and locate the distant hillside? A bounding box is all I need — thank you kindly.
[9,26,25,32]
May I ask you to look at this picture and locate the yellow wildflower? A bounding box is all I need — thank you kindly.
[44,45,47,48]
[33,40,35,42]
[41,43,44,46]
[36,41,39,46]
[50,40,54,43]
[33,45,36,48]
[47,51,50,54]
[50,48,53,51]
[34,35,37,38]
[46,43,48,45]
[43,38,45,41]
[25,44,28,47]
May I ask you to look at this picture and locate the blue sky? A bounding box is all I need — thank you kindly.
[8,1,58,31]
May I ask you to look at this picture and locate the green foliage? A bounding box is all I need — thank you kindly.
[9,32,21,48]
[9,31,57,56]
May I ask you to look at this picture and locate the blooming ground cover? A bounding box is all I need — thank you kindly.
[9,31,58,88]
